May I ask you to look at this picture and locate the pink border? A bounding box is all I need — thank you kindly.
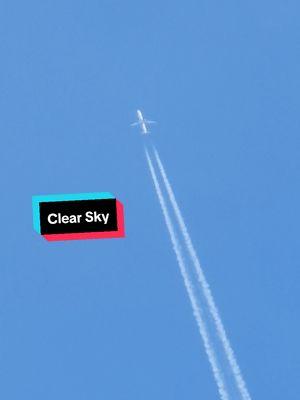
[43,200,125,242]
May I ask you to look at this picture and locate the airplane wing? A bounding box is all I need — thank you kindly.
[130,122,140,126]
[145,120,156,124]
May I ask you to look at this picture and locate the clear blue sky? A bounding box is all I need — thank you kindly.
[0,1,299,399]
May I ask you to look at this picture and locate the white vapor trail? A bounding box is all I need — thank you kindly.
[145,148,229,400]
[153,147,252,400]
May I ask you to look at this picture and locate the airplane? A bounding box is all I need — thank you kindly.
[131,109,156,134]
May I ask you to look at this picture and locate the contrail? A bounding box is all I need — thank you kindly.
[145,148,230,400]
[152,146,252,400]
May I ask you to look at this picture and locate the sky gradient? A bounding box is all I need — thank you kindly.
[0,1,299,399]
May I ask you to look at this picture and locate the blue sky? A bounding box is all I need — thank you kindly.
[0,1,300,398]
